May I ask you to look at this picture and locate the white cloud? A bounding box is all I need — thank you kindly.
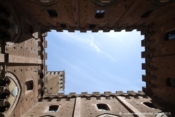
[90,36,115,62]
[90,36,101,54]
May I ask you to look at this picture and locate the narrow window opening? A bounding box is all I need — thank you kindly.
[24,20,33,34]
[89,24,96,29]
[97,104,110,111]
[48,105,59,112]
[25,80,33,90]
[140,10,154,18]
[47,9,58,17]
[166,30,175,40]
[143,102,156,109]
[60,24,66,29]
[40,72,44,79]
[167,78,175,87]
[95,10,105,19]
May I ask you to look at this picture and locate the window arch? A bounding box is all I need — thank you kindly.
[97,104,110,111]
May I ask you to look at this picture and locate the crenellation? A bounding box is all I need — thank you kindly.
[141,51,146,58]
[0,0,175,116]
[142,63,146,70]
[142,75,146,82]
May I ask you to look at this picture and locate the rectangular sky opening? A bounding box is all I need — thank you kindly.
[45,30,145,94]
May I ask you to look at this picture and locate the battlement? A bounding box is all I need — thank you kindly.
[42,91,146,100]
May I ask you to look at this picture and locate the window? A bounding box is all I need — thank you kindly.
[140,10,154,18]
[47,9,58,17]
[89,24,96,29]
[95,10,105,19]
[24,20,33,34]
[167,78,175,87]
[166,30,175,40]
[143,102,156,109]
[60,24,66,29]
[25,80,33,90]
[48,105,59,112]
[97,104,110,111]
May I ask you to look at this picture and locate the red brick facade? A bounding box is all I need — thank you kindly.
[0,0,175,116]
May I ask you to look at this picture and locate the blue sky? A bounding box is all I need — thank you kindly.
[46,30,145,94]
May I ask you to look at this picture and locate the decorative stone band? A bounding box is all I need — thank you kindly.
[42,91,146,100]
[8,55,42,64]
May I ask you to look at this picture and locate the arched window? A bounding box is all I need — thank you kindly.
[25,80,33,91]
[97,104,110,111]
[48,105,59,112]
[167,78,175,87]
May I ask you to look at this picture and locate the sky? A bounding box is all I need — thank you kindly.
[46,30,145,94]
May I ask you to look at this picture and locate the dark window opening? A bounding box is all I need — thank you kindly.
[97,104,110,111]
[167,78,175,87]
[47,9,58,17]
[60,24,66,29]
[40,72,44,79]
[49,105,59,112]
[25,80,33,90]
[166,30,175,40]
[143,102,156,109]
[95,10,105,19]
[140,10,154,18]
[89,24,96,29]
[24,21,33,34]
